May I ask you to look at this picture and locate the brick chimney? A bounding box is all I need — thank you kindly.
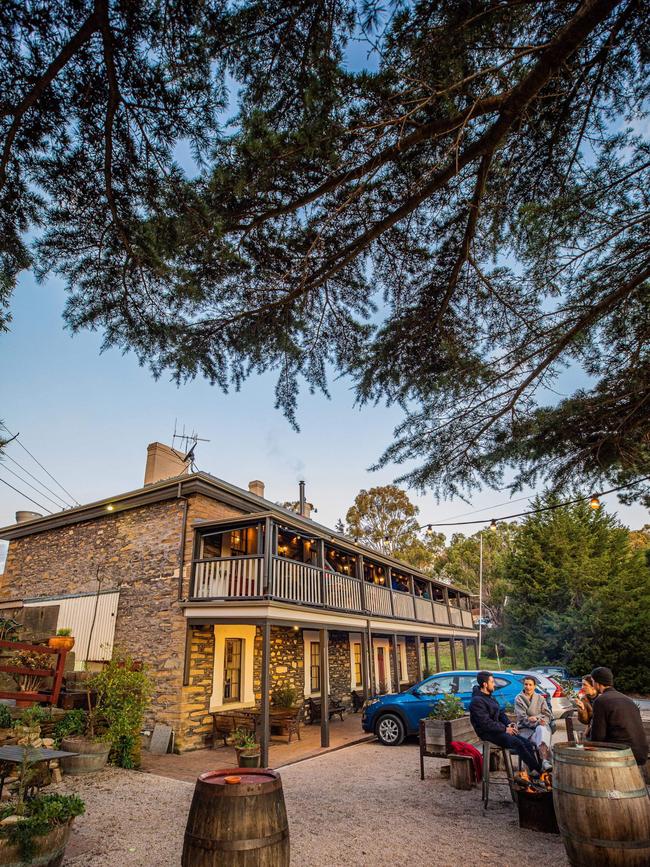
[248,480,265,498]
[144,442,189,486]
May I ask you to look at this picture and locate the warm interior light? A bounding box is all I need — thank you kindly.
[589,496,600,510]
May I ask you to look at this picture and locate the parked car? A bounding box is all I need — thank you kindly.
[507,669,573,718]
[530,665,570,680]
[361,670,527,746]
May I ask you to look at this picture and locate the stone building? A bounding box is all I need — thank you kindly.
[0,443,478,756]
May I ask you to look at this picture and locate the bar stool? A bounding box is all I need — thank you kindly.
[481,741,516,809]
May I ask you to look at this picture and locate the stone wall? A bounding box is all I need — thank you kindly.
[328,631,352,704]
[180,625,215,749]
[0,491,246,750]
[405,637,420,683]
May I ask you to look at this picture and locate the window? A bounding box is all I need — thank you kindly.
[324,546,356,576]
[310,641,320,693]
[419,675,456,695]
[364,561,387,585]
[391,571,410,593]
[457,675,478,693]
[353,643,362,688]
[223,638,243,702]
[493,677,509,691]
[200,525,261,559]
[276,528,319,565]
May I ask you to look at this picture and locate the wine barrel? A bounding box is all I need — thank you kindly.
[182,768,290,866]
[553,742,650,866]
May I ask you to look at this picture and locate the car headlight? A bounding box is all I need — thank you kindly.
[361,698,380,711]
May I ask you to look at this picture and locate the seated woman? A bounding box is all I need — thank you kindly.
[574,674,597,736]
[515,676,553,770]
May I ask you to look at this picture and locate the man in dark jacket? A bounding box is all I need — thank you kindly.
[469,671,543,772]
[588,667,648,774]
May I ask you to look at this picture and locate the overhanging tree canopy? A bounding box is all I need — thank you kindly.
[2,0,649,500]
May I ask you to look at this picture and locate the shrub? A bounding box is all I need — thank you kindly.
[272,685,298,708]
[0,704,12,729]
[0,794,84,859]
[427,693,465,721]
[52,710,87,746]
[232,728,257,749]
[91,654,152,768]
[56,628,72,637]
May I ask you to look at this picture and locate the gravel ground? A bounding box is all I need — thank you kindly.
[59,742,568,867]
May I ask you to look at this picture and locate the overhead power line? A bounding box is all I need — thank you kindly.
[419,476,650,530]
[0,476,53,515]
[2,452,71,509]
[0,424,79,506]
[0,464,67,511]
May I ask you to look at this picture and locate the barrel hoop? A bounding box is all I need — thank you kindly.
[557,826,650,850]
[554,782,649,799]
[554,755,636,768]
[202,782,283,797]
[185,828,289,852]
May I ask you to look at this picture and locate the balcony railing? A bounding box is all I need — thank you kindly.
[190,555,474,631]
[193,556,263,598]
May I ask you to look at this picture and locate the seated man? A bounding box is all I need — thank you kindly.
[588,667,648,778]
[469,671,542,773]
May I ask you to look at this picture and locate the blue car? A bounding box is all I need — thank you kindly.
[361,670,525,745]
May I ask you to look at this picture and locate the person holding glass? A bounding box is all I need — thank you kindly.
[515,676,553,770]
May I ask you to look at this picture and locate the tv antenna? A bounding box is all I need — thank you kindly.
[172,420,210,471]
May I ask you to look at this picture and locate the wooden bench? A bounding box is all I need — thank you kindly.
[270,706,303,743]
[210,711,256,747]
[306,696,345,724]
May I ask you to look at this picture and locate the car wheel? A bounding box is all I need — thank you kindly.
[376,713,405,746]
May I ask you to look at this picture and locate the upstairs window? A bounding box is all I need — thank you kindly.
[199,525,261,558]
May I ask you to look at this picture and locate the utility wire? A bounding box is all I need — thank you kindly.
[419,476,650,529]
[0,424,80,506]
[0,476,53,515]
[435,493,533,521]
[2,451,72,509]
[0,464,66,511]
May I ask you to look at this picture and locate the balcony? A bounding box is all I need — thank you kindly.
[191,554,474,630]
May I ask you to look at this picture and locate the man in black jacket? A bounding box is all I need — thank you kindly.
[588,667,648,775]
[469,671,543,772]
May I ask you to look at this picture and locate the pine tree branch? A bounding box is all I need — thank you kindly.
[0,7,101,189]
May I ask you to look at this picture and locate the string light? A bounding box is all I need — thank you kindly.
[416,476,650,530]
[489,519,497,531]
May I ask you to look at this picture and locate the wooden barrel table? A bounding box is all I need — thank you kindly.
[553,742,650,866]
[182,768,289,866]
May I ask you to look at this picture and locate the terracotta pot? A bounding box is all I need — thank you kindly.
[0,818,73,866]
[48,636,75,653]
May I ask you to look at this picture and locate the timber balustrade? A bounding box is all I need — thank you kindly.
[190,554,474,630]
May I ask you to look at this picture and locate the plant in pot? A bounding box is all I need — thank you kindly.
[58,695,110,776]
[47,629,75,654]
[423,693,474,756]
[0,746,84,866]
[271,686,298,710]
[90,653,152,769]
[9,650,52,708]
[232,729,261,768]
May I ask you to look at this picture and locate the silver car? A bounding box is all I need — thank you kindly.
[508,669,573,718]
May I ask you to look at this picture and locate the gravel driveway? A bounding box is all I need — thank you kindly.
[61,742,568,866]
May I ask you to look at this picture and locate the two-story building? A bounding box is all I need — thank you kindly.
[0,442,478,762]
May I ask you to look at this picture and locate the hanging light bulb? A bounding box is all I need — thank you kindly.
[589,496,600,510]
[489,519,497,531]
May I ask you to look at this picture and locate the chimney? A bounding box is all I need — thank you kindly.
[144,442,189,486]
[15,511,42,524]
[248,480,265,498]
[298,481,314,519]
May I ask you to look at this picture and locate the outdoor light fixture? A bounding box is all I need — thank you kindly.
[489,519,497,531]
[106,504,114,512]
[589,496,600,510]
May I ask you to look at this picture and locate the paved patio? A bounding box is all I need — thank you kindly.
[141,711,371,782]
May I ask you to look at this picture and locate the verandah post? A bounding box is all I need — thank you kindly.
[391,634,400,691]
[260,620,271,767]
[360,629,370,701]
[449,636,458,669]
[414,635,422,681]
[462,638,469,669]
[433,636,441,672]
[320,628,330,747]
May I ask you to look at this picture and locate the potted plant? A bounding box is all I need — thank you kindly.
[90,654,152,769]
[0,748,84,866]
[47,629,75,653]
[59,694,110,776]
[271,686,298,709]
[423,693,475,756]
[232,729,261,768]
[9,650,52,708]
